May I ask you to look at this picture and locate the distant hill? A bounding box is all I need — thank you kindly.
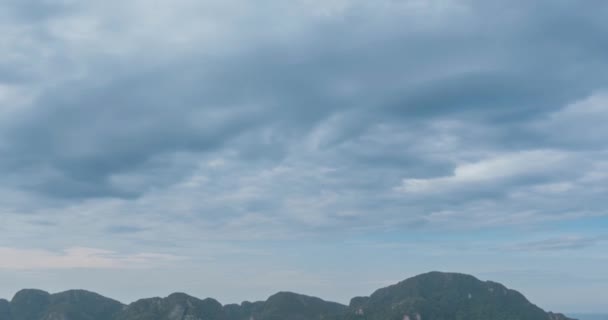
[0,271,574,320]
[9,289,123,320]
[0,299,10,320]
[114,292,224,320]
[343,272,572,320]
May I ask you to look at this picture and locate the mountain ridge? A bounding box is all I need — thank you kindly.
[0,272,575,320]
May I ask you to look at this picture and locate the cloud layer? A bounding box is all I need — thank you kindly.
[0,0,607,313]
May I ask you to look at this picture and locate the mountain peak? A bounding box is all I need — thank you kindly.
[166,292,198,302]
[10,289,50,303]
[9,289,51,320]
[345,271,564,320]
[51,289,123,303]
[0,272,575,320]
[266,291,327,303]
[0,299,10,320]
[9,288,123,320]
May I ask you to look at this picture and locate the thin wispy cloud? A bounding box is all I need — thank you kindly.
[501,236,608,252]
[0,247,182,270]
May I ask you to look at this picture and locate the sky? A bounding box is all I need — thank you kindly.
[0,0,607,314]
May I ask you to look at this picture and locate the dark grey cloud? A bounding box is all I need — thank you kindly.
[3,1,608,312]
[2,0,75,21]
[105,225,146,234]
[0,0,607,233]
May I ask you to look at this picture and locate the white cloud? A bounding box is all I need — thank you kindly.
[534,91,608,147]
[396,150,570,194]
[529,182,574,194]
[550,91,608,120]
[0,84,36,112]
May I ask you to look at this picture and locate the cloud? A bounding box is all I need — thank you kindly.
[533,92,608,148]
[0,1,608,310]
[396,150,571,194]
[503,236,607,252]
[1,0,606,201]
[0,247,182,270]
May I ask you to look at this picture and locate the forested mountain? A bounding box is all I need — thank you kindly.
[0,272,574,320]
[342,272,572,320]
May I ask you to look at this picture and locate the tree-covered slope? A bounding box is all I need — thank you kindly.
[114,292,224,320]
[242,291,347,320]
[9,289,123,320]
[10,289,52,320]
[0,272,575,320]
[0,299,10,320]
[343,271,571,320]
[44,290,124,320]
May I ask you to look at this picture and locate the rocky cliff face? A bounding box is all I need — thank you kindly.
[0,272,575,320]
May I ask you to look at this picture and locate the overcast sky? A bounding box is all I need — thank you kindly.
[0,0,607,313]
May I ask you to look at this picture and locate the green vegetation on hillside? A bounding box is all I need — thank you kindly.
[1,272,574,320]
